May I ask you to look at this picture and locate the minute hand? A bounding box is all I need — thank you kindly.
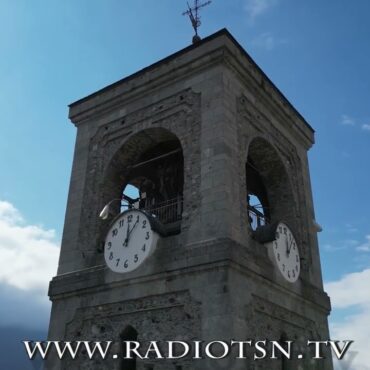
[126,220,139,243]
[287,238,294,254]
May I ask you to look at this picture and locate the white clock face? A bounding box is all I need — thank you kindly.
[104,209,158,273]
[272,222,300,283]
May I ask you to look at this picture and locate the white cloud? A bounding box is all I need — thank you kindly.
[322,238,358,252]
[326,269,370,370]
[0,200,59,292]
[356,235,370,252]
[251,32,285,51]
[326,269,370,308]
[323,243,346,252]
[345,223,358,233]
[340,115,370,132]
[341,114,355,126]
[0,201,23,224]
[244,0,277,21]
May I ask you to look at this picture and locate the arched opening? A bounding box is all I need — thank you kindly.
[279,333,289,370]
[119,326,138,370]
[103,128,184,234]
[246,138,295,231]
[246,157,270,230]
[121,184,140,213]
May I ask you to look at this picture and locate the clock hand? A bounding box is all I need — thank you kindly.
[288,239,293,254]
[128,220,139,238]
[125,219,139,245]
[285,237,289,256]
[123,223,130,247]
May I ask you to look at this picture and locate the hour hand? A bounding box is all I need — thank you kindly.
[123,224,130,247]
[285,237,289,255]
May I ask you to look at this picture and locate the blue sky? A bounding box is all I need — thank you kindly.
[0,1,369,369]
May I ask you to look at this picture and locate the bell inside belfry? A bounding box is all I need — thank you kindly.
[121,139,184,230]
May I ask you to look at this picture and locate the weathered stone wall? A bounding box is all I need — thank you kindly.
[63,291,201,370]
[77,88,202,270]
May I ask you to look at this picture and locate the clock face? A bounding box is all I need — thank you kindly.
[104,209,158,273]
[272,222,300,283]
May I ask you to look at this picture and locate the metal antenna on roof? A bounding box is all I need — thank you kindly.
[182,0,212,44]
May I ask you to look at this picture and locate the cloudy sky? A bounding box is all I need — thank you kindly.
[0,1,369,369]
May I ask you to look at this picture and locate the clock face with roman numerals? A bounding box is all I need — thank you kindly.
[272,222,300,283]
[104,209,158,273]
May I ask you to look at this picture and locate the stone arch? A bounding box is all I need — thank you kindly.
[76,89,201,268]
[245,136,296,231]
[101,127,184,229]
[119,325,138,370]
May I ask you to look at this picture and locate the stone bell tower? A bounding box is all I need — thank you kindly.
[47,29,333,370]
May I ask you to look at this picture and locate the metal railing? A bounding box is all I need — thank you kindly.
[143,197,183,225]
[248,205,268,230]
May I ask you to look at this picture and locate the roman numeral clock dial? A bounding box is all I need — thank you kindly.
[272,222,300,283]
[104,209,159,273]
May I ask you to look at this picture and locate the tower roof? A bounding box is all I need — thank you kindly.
[69,28,314,136]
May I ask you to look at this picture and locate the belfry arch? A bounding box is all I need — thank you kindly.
[102,128,184,232]
[246,137,296,231]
